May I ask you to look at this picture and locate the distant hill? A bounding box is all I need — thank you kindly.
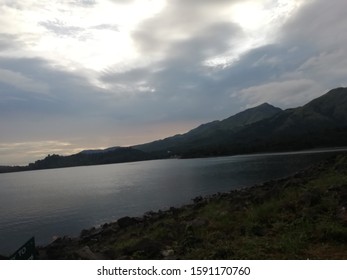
[1,87,347,173]
[134,102,282,154]
[0,147,151,173]
[27,147,151,170]
[133,87,347,157]
[79,146,122,155]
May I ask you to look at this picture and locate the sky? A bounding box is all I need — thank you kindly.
[0,0,346,165]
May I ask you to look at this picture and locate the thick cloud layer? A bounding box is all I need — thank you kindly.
[0,0,346,164]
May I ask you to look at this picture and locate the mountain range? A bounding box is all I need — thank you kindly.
[134,87,347,157]
[1,87,347,173]
[133,102,283,156]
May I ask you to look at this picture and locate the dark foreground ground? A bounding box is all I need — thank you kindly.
[30,153,347,259]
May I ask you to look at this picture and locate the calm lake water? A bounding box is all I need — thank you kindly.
[0,149,346,255]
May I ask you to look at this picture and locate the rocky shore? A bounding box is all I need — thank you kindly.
[36,153,347,259]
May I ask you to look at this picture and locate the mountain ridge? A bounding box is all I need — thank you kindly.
[134,87,347,157]
[1,87,347,173]
[134,102,282,153]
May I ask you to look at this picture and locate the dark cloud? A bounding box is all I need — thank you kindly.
[132,0,242,56]
[102,67,150,84]
[0,33,19,51]
[0,56,101,118]
[281,0,347,48]
[137,0,347,115]
[167,22,242,63]
[101,19,243,121]
[220,0,347,108]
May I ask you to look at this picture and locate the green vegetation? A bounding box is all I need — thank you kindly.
[40,153,347,259]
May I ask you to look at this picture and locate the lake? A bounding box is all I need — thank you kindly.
[0,149,345,255]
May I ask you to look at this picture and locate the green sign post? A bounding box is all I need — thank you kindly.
[10,237,36,260]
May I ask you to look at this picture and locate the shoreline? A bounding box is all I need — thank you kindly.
[2,146,347,175]
[33,152,347,260]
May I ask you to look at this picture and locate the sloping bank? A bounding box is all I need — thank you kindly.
[38,153,347,259]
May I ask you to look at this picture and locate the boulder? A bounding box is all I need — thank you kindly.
[74,246,98,260]
[161,248,175,257]
[117,216,138,228]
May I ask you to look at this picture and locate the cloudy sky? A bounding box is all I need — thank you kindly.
[0,0,346,165]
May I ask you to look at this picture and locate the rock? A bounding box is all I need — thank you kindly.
[102,223,110,229]
[134,217,145,223]
[117,216,138,228]
[80,229,90,238]
[100,227,118,237]
[82,227,103,238]
[193,196,203,203]
[143,212,160,221]
[75,246,98,260]
[49,236,73,248]
[45,236,77,259]
[144,210,156,217]
[161,249,175,257]
[79,227,104,243]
